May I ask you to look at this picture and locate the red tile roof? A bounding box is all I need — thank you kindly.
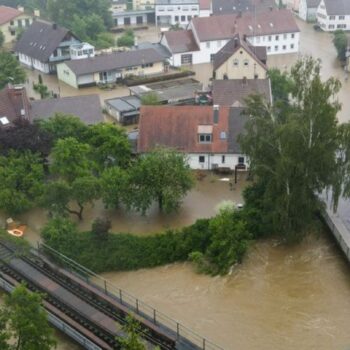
[138,105,231,153]
[0,6,23,25]
[191,8,299,42]
[199,0,211,10]
[163,30,200,54]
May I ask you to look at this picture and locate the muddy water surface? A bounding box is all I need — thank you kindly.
[102,233,350,350]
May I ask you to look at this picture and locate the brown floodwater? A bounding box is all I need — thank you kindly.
[4,18,350,350]
[101,232,350,350]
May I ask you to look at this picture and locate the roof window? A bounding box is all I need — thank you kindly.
[0,117,10,125]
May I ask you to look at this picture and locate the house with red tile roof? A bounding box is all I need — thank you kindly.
[0,6,33,45]
[138,105,248,170]
[161,8,300,66]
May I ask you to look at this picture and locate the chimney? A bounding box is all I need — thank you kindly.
[213,105,219,124]
[234,36,239,48]
[52,23,57,30]
[243,34,247,42]
[269,6,273,11]
[238,10,242,17]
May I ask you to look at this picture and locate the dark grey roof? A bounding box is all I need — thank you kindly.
[323,0,350,15]
[15,20,74,62]
[213,0,276,15]
[30,95,103,125]
[65,48,164,76]
[135,42,172,59]
[105,95,141,112]
[306,0,320,8]
[213,34,267,71]
[212,79,271,106]
[228,107,246,153]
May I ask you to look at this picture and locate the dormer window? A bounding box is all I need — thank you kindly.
[199,134,212,143]
[198,125,213,143]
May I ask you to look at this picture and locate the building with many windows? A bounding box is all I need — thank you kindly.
[161,8,299,66]
[0,6,33,45]
[316,0,350,31]
[15,20,82,74]
[155,0,211,28]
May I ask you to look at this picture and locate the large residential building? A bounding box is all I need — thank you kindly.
[298,0,320,21]
[213,34,267,80]
[57,48,166,88]
[212,0,276,15]
[138,105,248,170]
[316,0,350,31]
[0,6,33,45]
[161,8,300,66]
[155,0,211,28]
[15,20,82,74]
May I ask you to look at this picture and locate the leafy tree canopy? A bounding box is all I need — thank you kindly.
[85,123,131,169]
[240,57,342,240]
[0,151,44,215]
[0,119,52,156]
[333,29,348,61]
[128,147,194,213]
[37,113,88,142]
[0,284,56,350]
[0,52,26,89]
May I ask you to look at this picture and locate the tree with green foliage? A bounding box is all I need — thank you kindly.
[42,137,100,220]
[0,284,56,350]
[101,166,130,209]
[128,147,194,213]
[119,315,146,350]
[140,92,161,105]
[37,113,88,142]
[47,0,112,29]
[267,68,294,103]
[86,123,131,169]
[33,74,50,99]
[95,32,115,49]
[239,57,342,240]
[42,176,100,220]
[0,118,52,156]
[0,151,44,215]
[117,29,134,48]
[0,30,4,48]
[0,52,26,89]
[333,29,348,62]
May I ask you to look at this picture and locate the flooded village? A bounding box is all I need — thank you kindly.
[0,0,350,349]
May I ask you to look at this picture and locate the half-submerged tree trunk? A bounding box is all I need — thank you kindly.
[65,202,84,221]
[158,195,163,212]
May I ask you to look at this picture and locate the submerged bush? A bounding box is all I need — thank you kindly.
[41,209,252,275]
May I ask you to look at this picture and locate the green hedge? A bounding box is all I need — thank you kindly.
[41,208,251,275]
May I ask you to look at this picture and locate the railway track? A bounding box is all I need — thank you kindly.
[0,241,177,350]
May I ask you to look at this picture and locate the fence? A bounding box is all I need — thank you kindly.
[322,209,350,262]
[36,242,224,350]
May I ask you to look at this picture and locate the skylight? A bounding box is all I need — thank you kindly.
[0,117,10,125]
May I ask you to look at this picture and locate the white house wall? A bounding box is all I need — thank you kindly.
[18,53,50,73]
[187,153,247,170]
[156,4,199,27]
[298,0,307,21]
[317,0,350,31]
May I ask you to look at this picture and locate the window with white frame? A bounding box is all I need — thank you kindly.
[198,134,212,143]
[233,58,239,67]
[206,42,210,48]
